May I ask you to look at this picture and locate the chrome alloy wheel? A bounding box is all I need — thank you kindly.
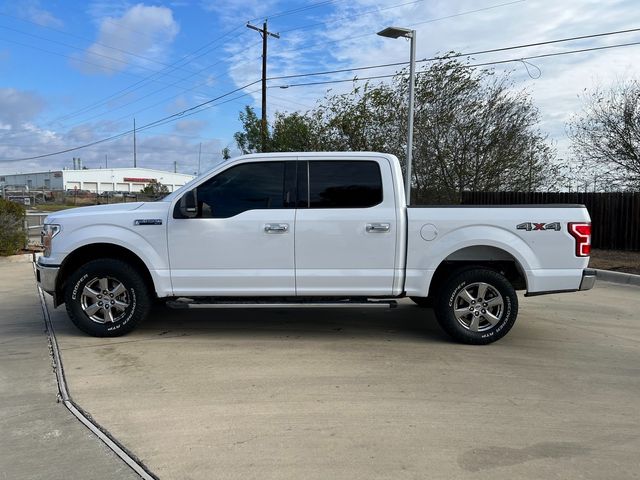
[80,276,130,324]
[453,282,504,332]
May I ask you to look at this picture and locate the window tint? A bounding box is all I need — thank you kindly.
[194,162,288,218]
[308,161,382,208]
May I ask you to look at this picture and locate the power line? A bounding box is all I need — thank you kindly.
[0,12,207,77]
[266,26,640,82]
[44,25,640,137]
[269,40,640,89]
[0,24,199,82]
[52,48,263,128]
[275,0,526,55]
[0,27,257,138]
[5,31,640,163]
[0,80,261,162]
[279,0,431,33]
[250,0,345,22]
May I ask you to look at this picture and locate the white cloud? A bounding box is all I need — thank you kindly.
[174,119,208,134]
[26,2,64,28]
[235,0,640,160]
[74,4,180,75]
[0,88,46,128]
[200,0,277,23]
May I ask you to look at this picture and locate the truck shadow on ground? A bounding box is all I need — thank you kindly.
[135,303,449,343]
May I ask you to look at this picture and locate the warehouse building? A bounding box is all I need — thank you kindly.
[1,167,194,194]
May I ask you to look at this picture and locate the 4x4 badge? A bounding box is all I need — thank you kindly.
[517,222,561,231]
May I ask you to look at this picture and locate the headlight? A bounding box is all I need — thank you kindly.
[41,224,61,257]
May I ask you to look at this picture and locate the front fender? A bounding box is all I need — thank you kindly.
[58,224,169,271]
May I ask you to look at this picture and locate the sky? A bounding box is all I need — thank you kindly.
[0,0,639,176]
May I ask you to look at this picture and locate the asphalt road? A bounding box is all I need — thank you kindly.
[41,275,640,479]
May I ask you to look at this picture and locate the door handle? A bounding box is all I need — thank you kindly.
[264,223,289,233]
[366,223,391,233]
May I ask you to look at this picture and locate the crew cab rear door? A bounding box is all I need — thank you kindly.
[295,157,398,295]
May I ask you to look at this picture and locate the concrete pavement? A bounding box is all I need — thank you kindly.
[45,279,640,479]
[0,256,139,480]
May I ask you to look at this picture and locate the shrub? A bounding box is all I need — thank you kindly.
[0,198,26,256]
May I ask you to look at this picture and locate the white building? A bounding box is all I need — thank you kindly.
[1,168,194,193]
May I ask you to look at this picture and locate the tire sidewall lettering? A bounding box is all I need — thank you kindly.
[480,292,511,338]
[448,281,466,307]
[106,287,136,332]
[71,274,89,300]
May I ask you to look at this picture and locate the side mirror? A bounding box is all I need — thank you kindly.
[179,189,198,218]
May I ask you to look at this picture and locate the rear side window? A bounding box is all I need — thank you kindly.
[308,161,383,208]
[194,161,291,218]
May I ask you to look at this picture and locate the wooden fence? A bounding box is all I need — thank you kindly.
[461,191,640,251]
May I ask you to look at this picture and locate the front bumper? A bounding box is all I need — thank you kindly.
[579,268,597,291]
[36,258,59,295]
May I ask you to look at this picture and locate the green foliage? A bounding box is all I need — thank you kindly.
[141,180,169,197]
[233,106,315,153]
[221,147,231,160]
[0,198,26,256]
[234,106,264,154]
[234,56,558,203]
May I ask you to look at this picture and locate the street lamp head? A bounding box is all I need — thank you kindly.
[377,26,413,39]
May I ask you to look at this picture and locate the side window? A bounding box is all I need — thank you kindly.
[308,161,383,208]
[189,162,290,219]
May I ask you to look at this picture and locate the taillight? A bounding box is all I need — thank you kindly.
[568,222,591,257]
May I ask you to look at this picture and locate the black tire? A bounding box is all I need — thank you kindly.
[434,268,518,345]
[64,258,151,337]
[410,296,433,308]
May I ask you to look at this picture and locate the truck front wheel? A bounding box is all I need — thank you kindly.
[64,259,151,337]
[435,268,518,345]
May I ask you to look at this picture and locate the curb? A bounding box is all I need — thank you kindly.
[0,253,34,264]
[34,263,158,480]
[594,269,640,287]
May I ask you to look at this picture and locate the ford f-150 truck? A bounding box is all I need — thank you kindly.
[36,152,595,344]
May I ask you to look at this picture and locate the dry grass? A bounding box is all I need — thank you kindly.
[589,249,640,275]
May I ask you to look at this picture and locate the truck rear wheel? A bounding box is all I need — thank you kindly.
[64,259,151,337]
[435,268,518,345]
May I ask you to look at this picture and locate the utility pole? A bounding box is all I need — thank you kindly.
[133,118,137,168]
[105,154,108,169]
[246,21,279,153]
[197,142,202,175]
[174,161,177,173]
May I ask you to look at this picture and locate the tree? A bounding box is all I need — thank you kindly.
[221,147,231,160]
[141,180,169,197]
[271,112,315,151]
[405,58,556,203]
[234,106,263,154]
[234,56,557,203]
[0,198,25,256]
[233,106,314,153]
[568,81,640,190]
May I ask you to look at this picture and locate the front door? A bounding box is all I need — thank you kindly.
[168,160,296,296]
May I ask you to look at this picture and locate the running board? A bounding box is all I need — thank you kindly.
[166,298,397,310]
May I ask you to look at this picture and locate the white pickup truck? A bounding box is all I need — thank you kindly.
[36,152,595,344]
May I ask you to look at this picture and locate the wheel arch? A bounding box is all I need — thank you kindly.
[55,243,157,306]
[426,245,527,299]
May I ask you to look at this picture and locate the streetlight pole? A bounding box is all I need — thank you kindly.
[377,26,416,205]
